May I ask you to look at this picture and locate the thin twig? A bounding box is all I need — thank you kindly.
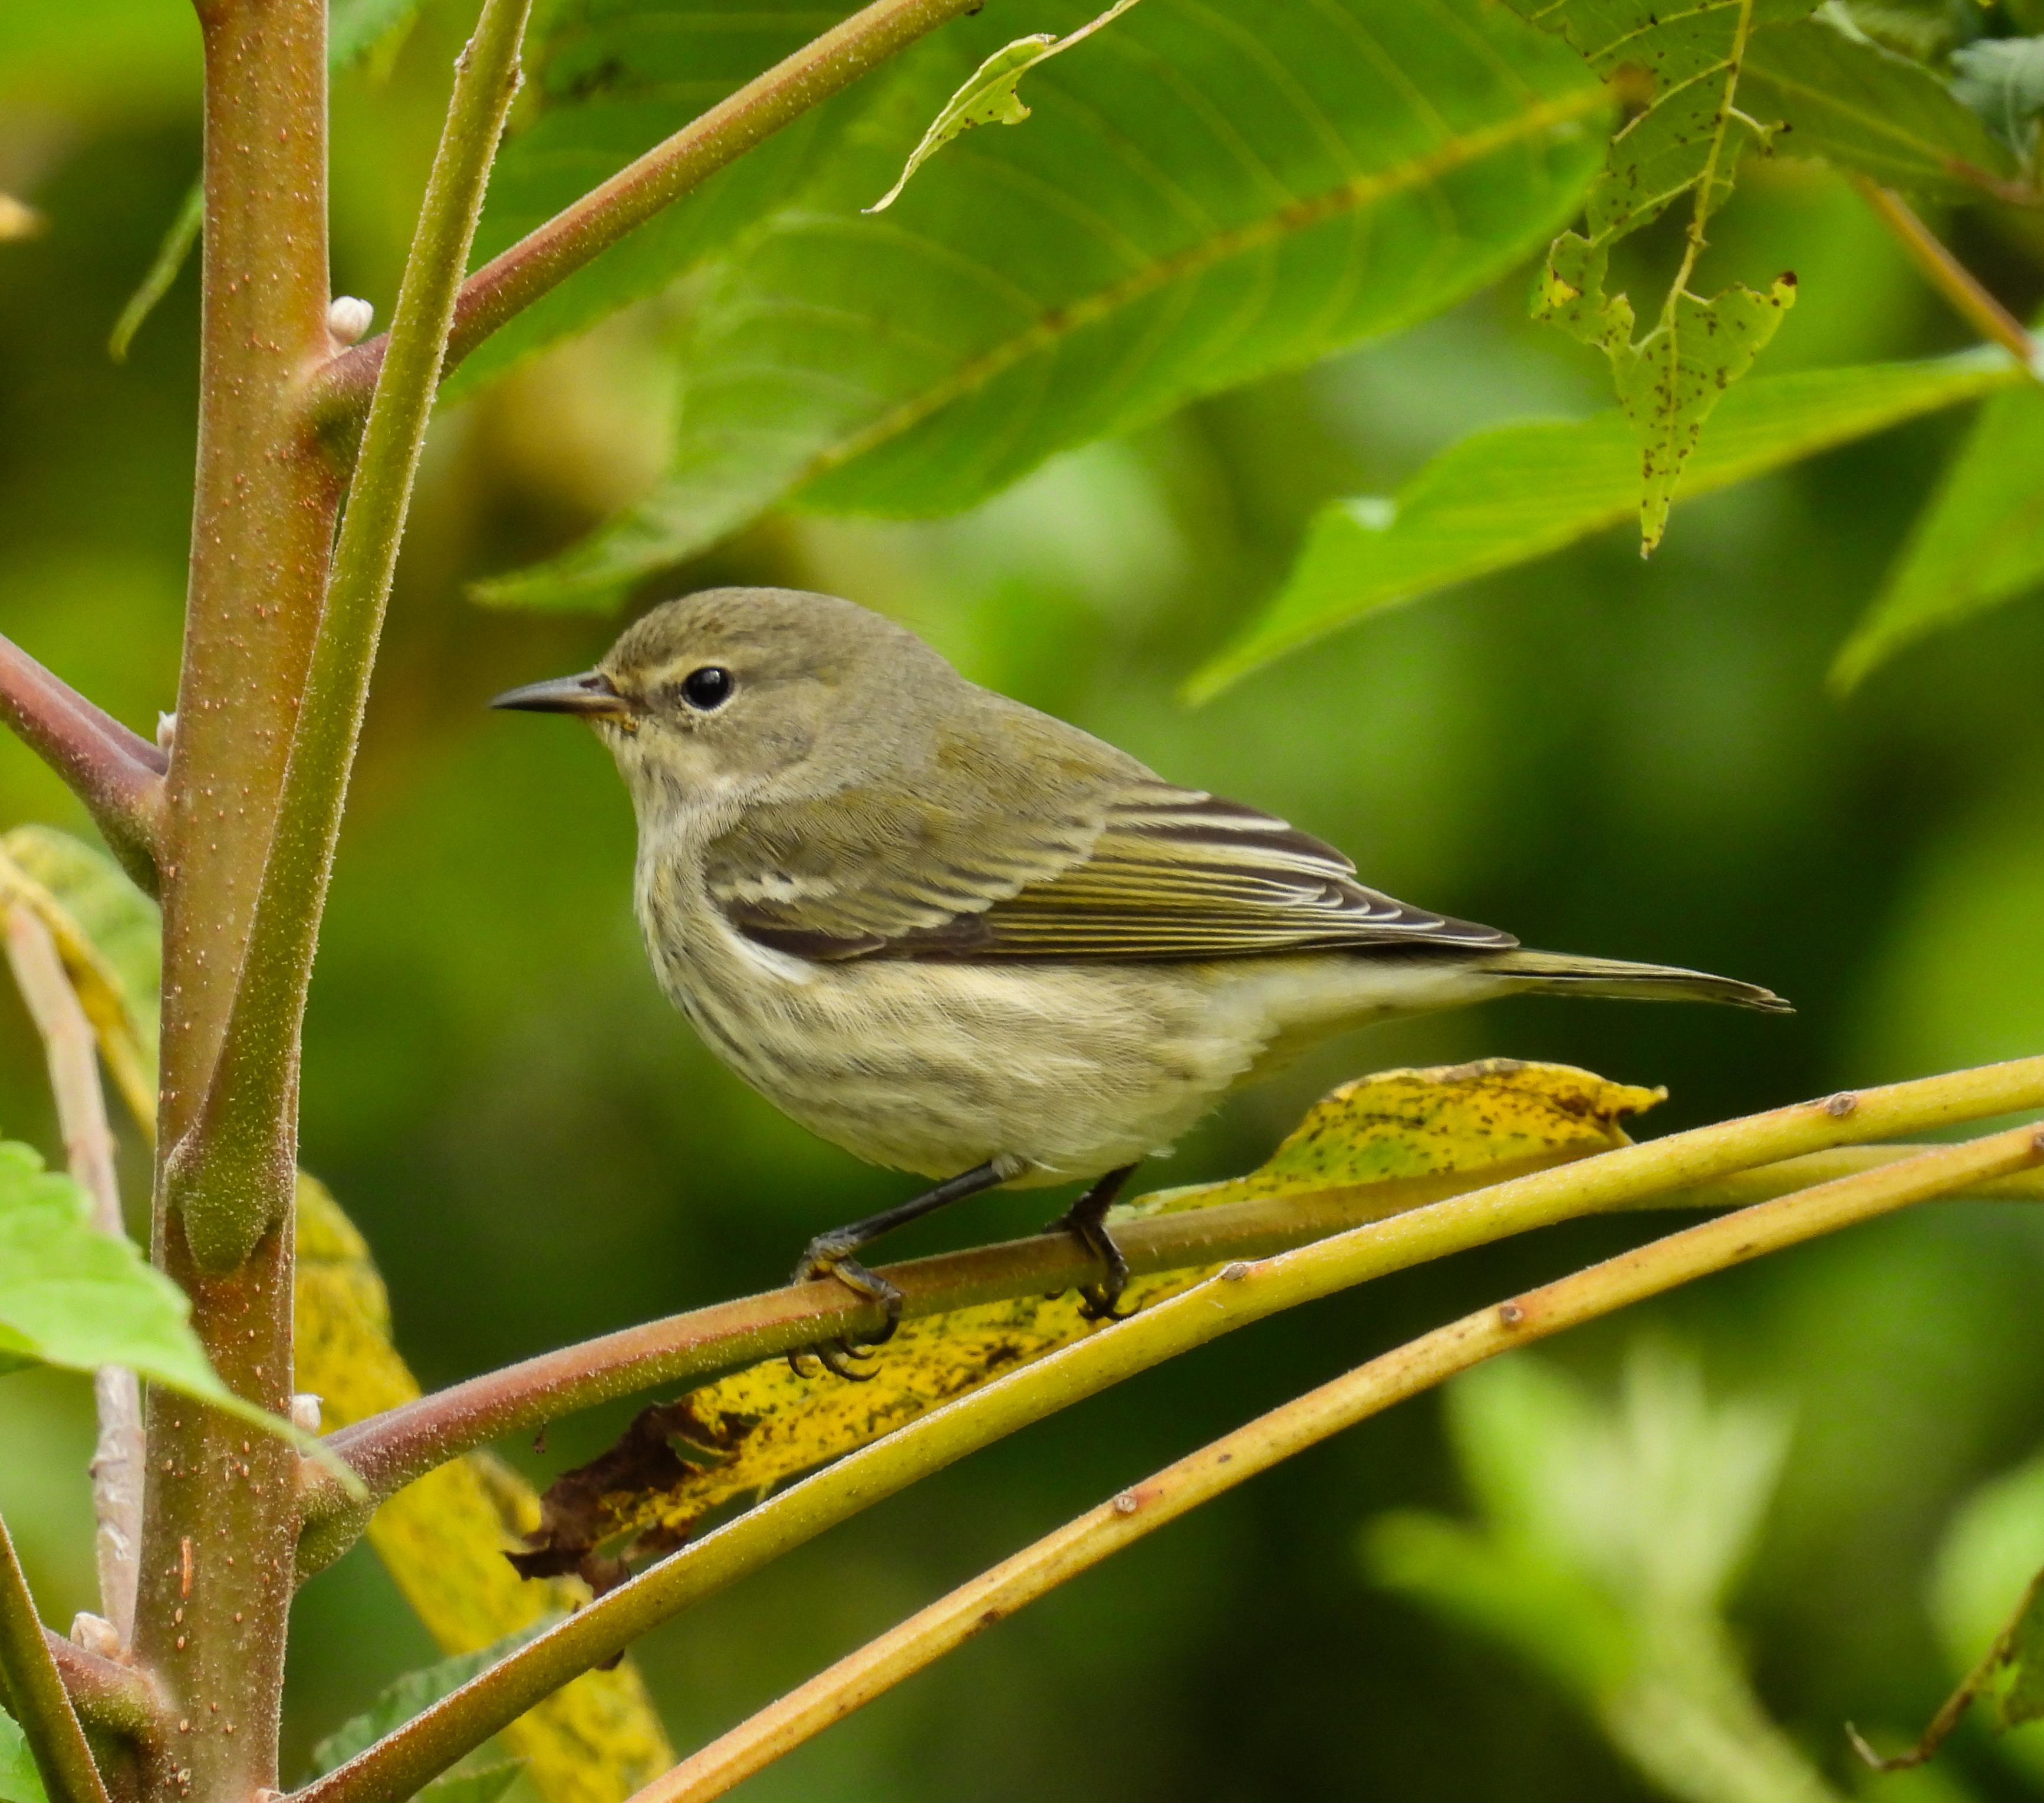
[1,907,144,1646]
[312,1061,2044,1527]
[1852,174,2044,379]
[643,1121,2044,1802]
[287,1059,2044,1803]
[0,632,165,893]
[170,0,535,1275]
[309,0,983,420]
[0,1509,111,1803]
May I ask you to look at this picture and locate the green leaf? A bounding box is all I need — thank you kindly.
[865,0,1144,214]
[475,0,1614,610]
[309,1621,556,1782]
[0,1137,340,1465]
[1193,345,2022,699]
[445,0,874,402]
[108,181,202,362]
[329,0,425,71]
[1741,11,2022,199]
[0,1707,49,1803]
[1950,37,2044,163]
[1831,374,2044,691]
[1506,0,1818,548]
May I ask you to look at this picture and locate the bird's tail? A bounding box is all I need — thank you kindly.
[1479,949,1792,1014]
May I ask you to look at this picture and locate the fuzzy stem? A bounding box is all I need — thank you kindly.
[1852,175,2044,378]
[288,1061,2044,1803]
[44,1631,164,1743]
[643,1122,2044,1803]
[312,1067,2044,1527]
[0,1511,111,1803]
[309,0,982,419]
[131,0,338,1790]
[2,907,144,1647]
[170,0,534,1277]
[0,632,165,893]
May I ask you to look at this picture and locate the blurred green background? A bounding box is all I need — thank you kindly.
[6,2,2044,1798]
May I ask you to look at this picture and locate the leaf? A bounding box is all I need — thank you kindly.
[475,0,1614,609]
[1506,0,1818,548]
[1741,11,2023,199]
[1193,346,2023,700]
[1364,1346,1799,1792]
[1831,374,2044,692]
[445,0,877,402]
[0,1708,48,1803]
[1950,37,2044,163]
[1538,235,1796,549]
[511,1060,1661,1580]
[0,1137,313,1452]
[329,0,426,71]
[309,1623,554,1776]
[865,0,1144,214]
[293,1176,675,1803]
[2,822,159,1103]
[1129,1057,1663,1217]
[2004,1576,2044,1728]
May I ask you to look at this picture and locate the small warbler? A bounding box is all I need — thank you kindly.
[495,587,1786,1372]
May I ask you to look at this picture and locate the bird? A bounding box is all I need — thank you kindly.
[493,586,1788,1374]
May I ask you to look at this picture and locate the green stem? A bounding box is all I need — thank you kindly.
[640,1121,2044,1803]
[170,0,535,1275]
[309,0,983,420]
[310,1077,2044,1531]
[0,1510,110,1803]
[289,1058,2044,1803]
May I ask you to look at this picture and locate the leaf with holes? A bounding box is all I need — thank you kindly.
[1506,0,1818,548]
[475,0,1612,609]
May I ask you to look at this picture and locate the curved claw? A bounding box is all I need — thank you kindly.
[789,1245,903,1379]
[1075,1283,1137,1324]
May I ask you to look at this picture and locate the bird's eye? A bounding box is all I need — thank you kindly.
[679,666,734,710]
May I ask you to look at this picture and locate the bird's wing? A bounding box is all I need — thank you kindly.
[707,777,1513,963]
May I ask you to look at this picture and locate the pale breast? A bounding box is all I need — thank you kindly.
[634,851,1278,1183]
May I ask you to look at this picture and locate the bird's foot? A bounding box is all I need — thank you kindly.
[788,1238,903,1380]
[1050,1199,1135,1323]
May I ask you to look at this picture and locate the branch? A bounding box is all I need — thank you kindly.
[313,1066,2044,1526]
[0,632,164,893]
[1852,175,2044,379]
[287,1059,2044,1803]
[0,1509,110,1803]
[169,0,535,1275]
[309,0,983,421]
[641,1122,2044,1803]
[1,907,144,1647]
[43,1631,163,1743]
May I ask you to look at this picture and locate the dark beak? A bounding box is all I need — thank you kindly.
[489,670,633,721]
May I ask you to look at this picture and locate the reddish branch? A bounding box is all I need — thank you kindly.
[0,632,164,889]
[309,0,982,421]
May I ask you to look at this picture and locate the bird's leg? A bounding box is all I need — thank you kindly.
[1050,1164,1139,1322]
[789,1161,1009,1378]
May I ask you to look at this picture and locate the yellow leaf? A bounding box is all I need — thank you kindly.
[514,1060,1664,1578]
[295,1176,674,1803]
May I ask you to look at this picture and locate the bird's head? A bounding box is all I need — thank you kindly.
[490,586,959,815]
